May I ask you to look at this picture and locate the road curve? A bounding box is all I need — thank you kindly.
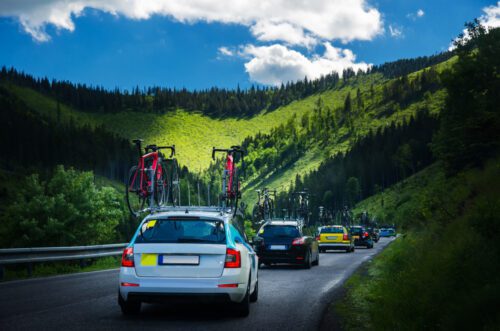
[0,238,394,331]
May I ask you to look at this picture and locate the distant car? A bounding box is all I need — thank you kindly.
[317,225,354,253]
[367,227,380,243]
[350,226,374,248]
[118,209,259,317]
[254,220,319,268]
[379,228,396,237]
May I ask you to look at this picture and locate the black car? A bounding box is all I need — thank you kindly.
[367,227,380,243]
[253,220,319,268]
[350,226,374,248]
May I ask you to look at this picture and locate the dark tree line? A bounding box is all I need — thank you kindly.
[432,24,500,174]
[372,51,454,78]
[1,51,453,118]
[0,86,135,183]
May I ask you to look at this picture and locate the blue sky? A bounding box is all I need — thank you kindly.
[0,1,498,90]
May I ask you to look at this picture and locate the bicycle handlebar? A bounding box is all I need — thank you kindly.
[211,146,245,161]
[145,144,176,157]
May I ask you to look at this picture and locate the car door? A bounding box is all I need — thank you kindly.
[231,224,258,291]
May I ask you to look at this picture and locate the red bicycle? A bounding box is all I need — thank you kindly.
[212,146,245,211]
[126,139,178,216]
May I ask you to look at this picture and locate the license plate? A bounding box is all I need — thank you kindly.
[326,236,338,240]
[353,236,360,239]
[159,255,199,265]
[269,245,287,250]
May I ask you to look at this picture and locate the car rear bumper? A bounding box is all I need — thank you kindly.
[354,239,373,246]
[257,247,308,264]
[119,267,247,303]
[319,243,351,249]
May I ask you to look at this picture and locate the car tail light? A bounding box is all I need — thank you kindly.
[225,248,241,268]
[316,235,320,241]
[218,283,239,288]
[363,232,369,238]
[121,247,134,267]
[120,282,139,287]
[292,237,305,245]
[343,234,349,240]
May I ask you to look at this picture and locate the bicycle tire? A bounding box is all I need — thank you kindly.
[167,159,180,206]
[126,165,146,217]
[154,164,167,207]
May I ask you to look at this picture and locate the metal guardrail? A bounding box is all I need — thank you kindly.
[0,243,128,279]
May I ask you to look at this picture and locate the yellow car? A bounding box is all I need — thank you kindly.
[317,225,355,253]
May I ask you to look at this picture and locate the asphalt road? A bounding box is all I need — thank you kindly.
[0,238,394,331]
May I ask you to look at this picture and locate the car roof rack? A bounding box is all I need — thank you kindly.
[148,205,233,215]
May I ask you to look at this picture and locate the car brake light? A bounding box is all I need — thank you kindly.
[363,232,369,238]
[343,234,349,240]
[218,283,239,288]
[292,237,305,245]
[121,247,134,267]
[120,282,139,287]
[225,248,241,268]
[315,235,320,241]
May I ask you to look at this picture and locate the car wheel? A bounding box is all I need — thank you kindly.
[303,250,312,269]
[345,247,350,253]
[234,277,251,317]
[351,246,355,252]
[312,251,319,266]
[250,279,258,302]
[118,292,141,315]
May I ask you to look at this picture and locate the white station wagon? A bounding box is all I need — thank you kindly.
[118,207,259,317]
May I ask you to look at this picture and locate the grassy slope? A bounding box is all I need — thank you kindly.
[334,158,500,330]
[2,56,455,207]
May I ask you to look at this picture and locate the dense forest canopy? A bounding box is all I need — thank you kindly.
[0,51,451,118]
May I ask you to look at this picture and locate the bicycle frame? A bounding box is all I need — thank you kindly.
[212,146,245,211]
[127,140,176,214]
[129,151,161,204]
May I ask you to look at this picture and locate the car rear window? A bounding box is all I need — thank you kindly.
[320,227,344,234]
[350,227,363,234]
[134,218,226,244]
[260,225,300,238]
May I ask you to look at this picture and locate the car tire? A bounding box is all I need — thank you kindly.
[345,247,350,253]
[312,251,319,266]
[234,277,251,317]
[118,292,141,315]
[351,246,355,252]
[303,250,312,269]
[250,279,258,303]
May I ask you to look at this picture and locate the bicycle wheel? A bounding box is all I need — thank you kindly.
[166,159,180,206]
[154,164,167,207]
[126,165,146,217]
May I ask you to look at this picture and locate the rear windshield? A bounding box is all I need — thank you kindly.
[260,225,300,238]
[135,218,226,244]
[350,227,363,234]
[321,227,344,234]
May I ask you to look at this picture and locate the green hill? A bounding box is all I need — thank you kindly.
[1,55,456,208]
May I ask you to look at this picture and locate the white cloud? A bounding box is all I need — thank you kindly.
[218,46,234,57]
[241,43,370,86]
[448,2,500,50]
[0,0,383,45]
[250,21,318,48]
[407,9,425,21]
[389,25,403,38]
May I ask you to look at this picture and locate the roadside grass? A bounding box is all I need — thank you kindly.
[332,159,500,330]
[1,256,121,282]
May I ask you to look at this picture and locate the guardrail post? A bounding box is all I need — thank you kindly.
[0,265,4,280]
[27,263,33,277]
[80,259,87,268]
